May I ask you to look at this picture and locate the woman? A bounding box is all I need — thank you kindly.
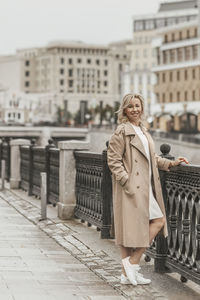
[107,93,188,286]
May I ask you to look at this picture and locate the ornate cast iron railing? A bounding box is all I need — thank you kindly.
[20,139,59,203]
[20,145,31,191]
[47,147,59,205]
[145,144,200,285]
[31,146,46,197]
[74,149,112,238]
[1,138,10,181]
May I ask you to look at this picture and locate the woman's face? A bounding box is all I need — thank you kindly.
[124,97,143,124]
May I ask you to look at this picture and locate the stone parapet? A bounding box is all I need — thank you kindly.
[57,140,90,219]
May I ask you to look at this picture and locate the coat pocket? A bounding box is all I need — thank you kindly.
[123,177,135,196]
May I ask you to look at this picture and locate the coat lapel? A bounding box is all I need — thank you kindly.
[124,122,148,161]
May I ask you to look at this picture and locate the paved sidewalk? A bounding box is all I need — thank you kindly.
[0,188,200,300]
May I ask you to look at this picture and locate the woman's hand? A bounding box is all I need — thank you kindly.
[170,157,189,167]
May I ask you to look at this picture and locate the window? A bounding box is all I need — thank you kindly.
[187,29,190,39]
[177,91,180,102]
[60,79,64,85]
[68,69,73,77]
[170,92,173,102]
[25,71,29,77]
[192,90,196,101]
[170,72,173,82]
[96,59,100,65]
[135,50,139,58]
[60,57,64,64]
[25,60,30,66]
[192,69,195,79]
[8,113,11,118]
[18,113,21,120]
[104,59,108,66]
[143,49,147,57]
[69,80,73,87]
[177,71,180,81]
[185,47,190,60]
[179,31,182,40]
[77,58,82,63]
[177,49,182,61]
[104,81,108,87]
[184,70,187,80]
[97,81,100,88]
[68,58,72,64]
[171,33,175,42]
[184,91,188,101]
[25,81,29,87]
[60,69,64,75]
[104,70,108,76]
[87,59,91,64]
[162,73,165,82]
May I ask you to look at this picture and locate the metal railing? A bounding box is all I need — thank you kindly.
[145,144,200,285]
[20,139,59,203]
[1,138,10,181]
[74,149,112,238]
[48,147,59,205]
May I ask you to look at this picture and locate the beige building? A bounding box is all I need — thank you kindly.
[124,0,199,117]
[152,13,200,133]
[0,40,131,123]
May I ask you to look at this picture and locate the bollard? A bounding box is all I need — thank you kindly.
[40,172,47,220]
[1,160,5,190]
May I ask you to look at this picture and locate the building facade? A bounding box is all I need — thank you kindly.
[152,14,200,132]
[123,0,199,118]
[0,40,131,124]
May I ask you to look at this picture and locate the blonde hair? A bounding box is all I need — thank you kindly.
[117,93,145,124]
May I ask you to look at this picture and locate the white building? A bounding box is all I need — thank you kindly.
[0,40,131,124]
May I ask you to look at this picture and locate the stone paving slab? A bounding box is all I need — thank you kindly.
[0,189,200,299]
[0,193,124,300]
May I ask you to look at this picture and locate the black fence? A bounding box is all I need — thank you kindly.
[0,138,11,181]
[74,149,112,238]
[144,144,200,285]
[20,139,59,204]
[48,148,59,205]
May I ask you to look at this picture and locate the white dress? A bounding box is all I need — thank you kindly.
[132,125,163,220]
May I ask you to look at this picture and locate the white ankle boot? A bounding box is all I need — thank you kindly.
[122,256,139,286]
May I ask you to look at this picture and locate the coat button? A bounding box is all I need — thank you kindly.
[136,172,139,175]
[137,186,140,189]
[135,159,138,163]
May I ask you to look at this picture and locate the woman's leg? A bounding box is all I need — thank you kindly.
[149,216,166,243]
[120,245,132,275]
[129,216,166,264]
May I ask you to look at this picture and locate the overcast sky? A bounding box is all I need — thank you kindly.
[1,0,162,55]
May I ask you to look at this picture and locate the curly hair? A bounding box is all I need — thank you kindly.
[116,93,145,124]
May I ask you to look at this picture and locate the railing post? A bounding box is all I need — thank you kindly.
[57,140,89,220]
[28,139,36,196]
[101,148,112,239]
[10,139,30,189]
[45,139,55,204]
[154,143,175,273]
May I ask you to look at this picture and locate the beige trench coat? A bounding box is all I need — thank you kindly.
[107,122,171,247]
